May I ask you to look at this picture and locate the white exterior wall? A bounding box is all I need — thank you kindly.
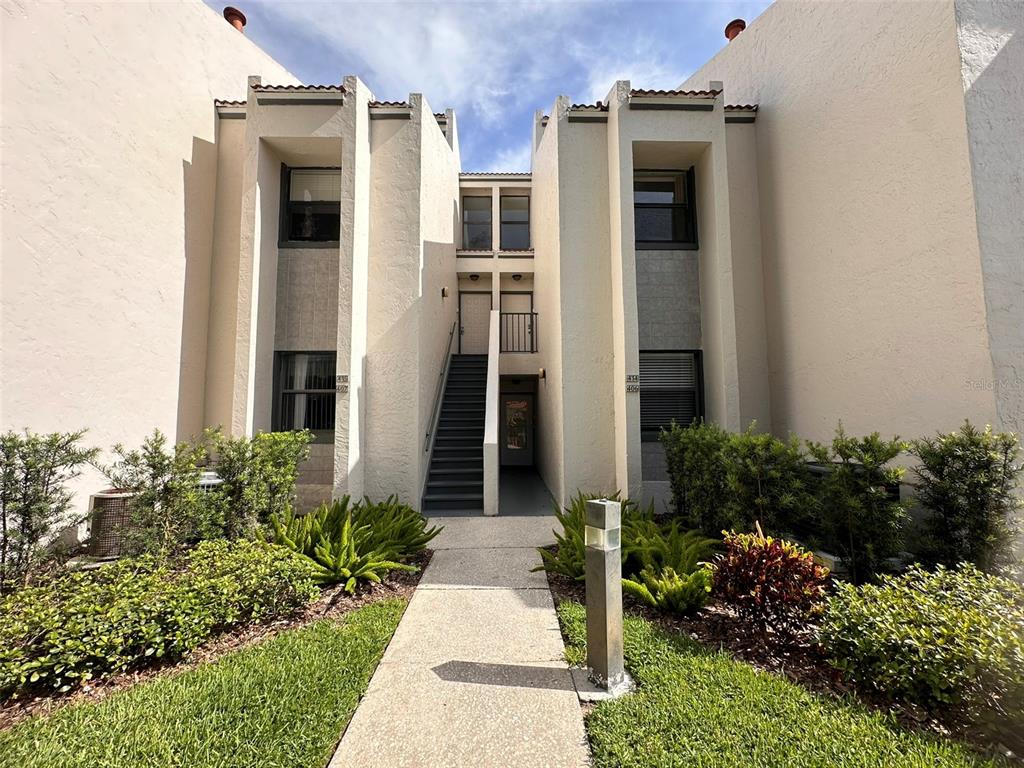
[954,0,1024,435]
[0,0,296,510]
[683,0,999,441]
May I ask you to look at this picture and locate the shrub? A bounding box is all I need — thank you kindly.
[102,430,223,556]
[623,521,716,615]
[807,424,907,583]
[819,564,1024,725]
[0,430,98,593]
[910,421,1021,574]
[721,426,816,536]
[271,496,439,592]
[661,421,730,536]
[205,428,312,536]
[0,539,318,697]
[534,492,650,581]
[711,525,830,637]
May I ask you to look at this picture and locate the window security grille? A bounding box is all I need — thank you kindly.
[275,352,337,442]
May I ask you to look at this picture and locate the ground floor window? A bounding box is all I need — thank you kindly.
[639,350,703,441]
[274,352,336,443]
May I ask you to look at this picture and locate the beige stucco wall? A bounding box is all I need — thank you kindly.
[416,103,461,499]
[0,0,296,511]
[683,0,999,441]
[725,123,772,432]
[555,116,618,498]
[530,109,567,504]
[954,0,1023,435]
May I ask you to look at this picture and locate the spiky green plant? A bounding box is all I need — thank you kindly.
[533,492,649,580]
[350,495,442,558]
[270,496,439,592]
[623,566,712,615]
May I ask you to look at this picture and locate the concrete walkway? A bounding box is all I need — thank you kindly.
[329,515,591,768]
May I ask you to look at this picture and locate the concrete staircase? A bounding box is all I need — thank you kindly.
[422,354,487,513]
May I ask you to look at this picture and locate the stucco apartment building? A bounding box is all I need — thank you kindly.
[2,0,1021,516]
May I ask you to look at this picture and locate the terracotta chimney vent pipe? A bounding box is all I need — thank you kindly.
[724,18,746,41]
[224,6,246,33]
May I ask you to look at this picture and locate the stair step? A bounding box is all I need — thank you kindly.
[430,456,483,465]
[438,427,484,435]
[427,481,483,491]
[429,470,483,481]
[422,493,484,511]
[436,439,481,448]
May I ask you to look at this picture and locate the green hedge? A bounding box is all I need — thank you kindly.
[819,564,1024,724]
[0,540,318,698]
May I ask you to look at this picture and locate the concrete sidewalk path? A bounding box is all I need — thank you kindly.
[329,515,591,768]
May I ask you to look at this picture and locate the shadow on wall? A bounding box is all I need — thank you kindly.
[960,15,1023,437]
[177,132,219,443]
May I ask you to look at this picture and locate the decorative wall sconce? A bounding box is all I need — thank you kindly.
[512,273,523,282]
[469,273,480,281]
[441,286,450,298]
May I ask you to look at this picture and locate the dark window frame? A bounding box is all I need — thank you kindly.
[273,351,337,444]
[499,195,531,251]
[279,165,342,249]
[638,349,704,441]
[461,194,493,250]
[634,168,698,251]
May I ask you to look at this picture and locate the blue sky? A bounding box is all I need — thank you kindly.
[207,1,771,171]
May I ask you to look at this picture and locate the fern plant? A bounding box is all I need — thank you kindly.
[270,496,438,593]
[623,566,712,615]
[622,519,717,576]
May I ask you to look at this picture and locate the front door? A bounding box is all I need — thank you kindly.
[459,291,492,353]
[500,394,534,466]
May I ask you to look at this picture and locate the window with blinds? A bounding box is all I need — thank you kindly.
[282,167,341,244]
[639,350,703,440]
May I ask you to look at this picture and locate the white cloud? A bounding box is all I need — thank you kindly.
[484,140,533,172]
[257,1,586,124]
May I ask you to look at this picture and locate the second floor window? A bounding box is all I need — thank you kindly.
[500,196,530,250]
[634,169,697,249]
[282,167,341,244]
[275,352,336,443]
[462,196,492,249]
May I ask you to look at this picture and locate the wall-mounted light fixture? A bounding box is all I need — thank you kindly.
[469,273,480,281]
[538,368,546,379]
[441,286,450,298]
[512,273,523,282]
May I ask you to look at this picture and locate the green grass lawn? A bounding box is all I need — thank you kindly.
[557,601,1000,768]
[0,598,406,768]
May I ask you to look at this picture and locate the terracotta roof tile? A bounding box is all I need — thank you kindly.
[214,99,246,107]
[434,112,448,120]
[725,104,758,111]
[369,100,410,108]
[460,171,531,177]
[630,88,720,98]
[569,101,608,111]
[252,83,346,92]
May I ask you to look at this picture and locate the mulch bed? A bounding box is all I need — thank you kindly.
[541,550,1021,762]
[0,550,431,731]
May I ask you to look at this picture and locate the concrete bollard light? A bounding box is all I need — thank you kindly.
[582,498,632,698]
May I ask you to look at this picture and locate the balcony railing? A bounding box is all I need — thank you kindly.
[500,312,538,353]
